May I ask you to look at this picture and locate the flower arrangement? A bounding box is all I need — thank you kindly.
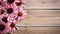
[0,0,26,34]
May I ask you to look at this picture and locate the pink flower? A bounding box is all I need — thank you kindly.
[0,20,11,34]
[7,22,20,32]
[17,9,27,21]
[10,0,25,10]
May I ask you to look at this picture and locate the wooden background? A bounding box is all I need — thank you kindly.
[14,0,60,34]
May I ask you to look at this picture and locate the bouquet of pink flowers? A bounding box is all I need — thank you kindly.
[0,0,26,34]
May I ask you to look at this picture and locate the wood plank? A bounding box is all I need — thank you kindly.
[24,0,60,9]
[14,27,60,34]
[26,10,60,17]
[19,10,60,26]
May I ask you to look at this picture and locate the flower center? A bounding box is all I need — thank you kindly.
[2,17,8,23]
[10,23,15,28]
[0,24,5,31]
[0,10,4,14]
[7,8,13,14]
[16,2,22,6]
[7,0,14,3]
[7,32,11,34]
[0,2,2,5]
[18,12,23,16]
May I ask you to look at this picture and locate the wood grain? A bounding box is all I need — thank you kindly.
[14,27,60,34]
[19,10,60,26]
[24,0,60,9]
